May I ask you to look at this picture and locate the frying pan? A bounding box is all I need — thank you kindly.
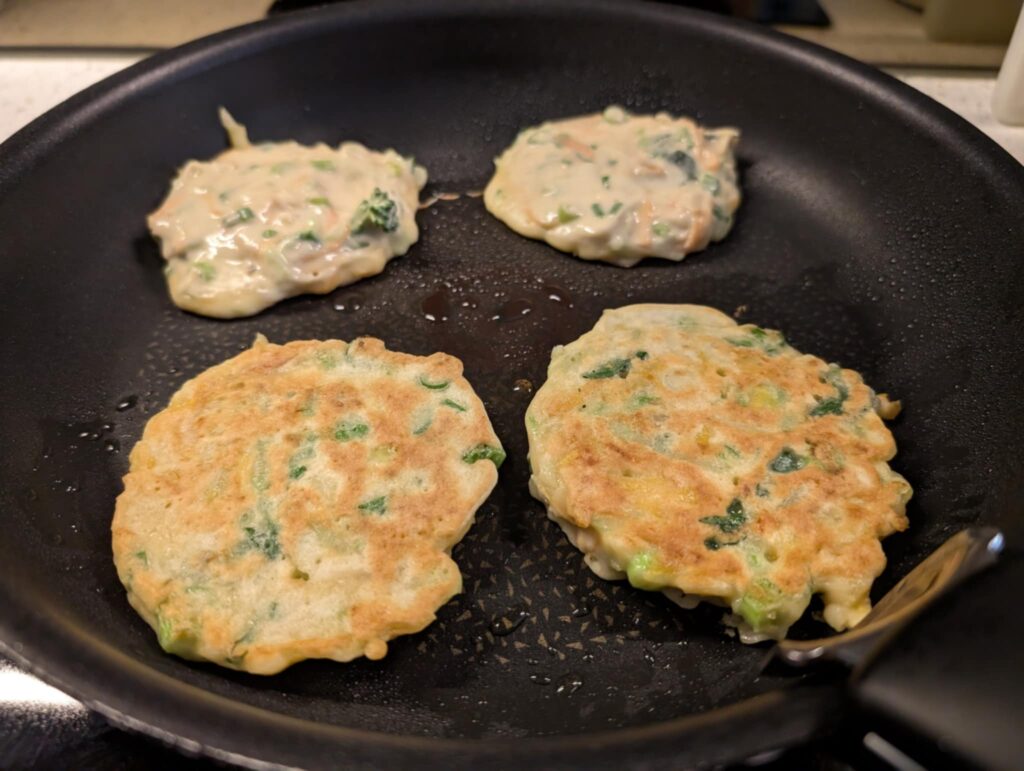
[0,1,1022,768]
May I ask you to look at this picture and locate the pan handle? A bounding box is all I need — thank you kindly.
[770,526,1004,670]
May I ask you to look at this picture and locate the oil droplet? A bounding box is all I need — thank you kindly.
[491,298,533,322]
[556,673,584,695]
[116,395,138,412]
[542,284,572,305]
[490,607,530,637]
[334,295,364,312]
[512,379,533,395]
[529,674,552,686]
[571,603,592,618]
[103,439,120,454]
[421,289,451,323]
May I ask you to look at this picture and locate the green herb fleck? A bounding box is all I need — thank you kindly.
[334,420,369,442]
[315,349,337,369]
[308,196,331,206]
[700,173,721,194]
[418,375,450,391]
[592,202,605,217]
[769,447,807,473]
[242,516,282,560]
[631,393,660,408]
[134,550,148,565]
[809,367,849,418]
[663,150,697,179]
[311,159,336,171]
[261,229,278,238]
[351,188,398,234]
[157,614,175,649]
[755,483,770,498]
[287,434,316,480]
[557,205,579,224]
[725,326,788,356]
[442,398,467,412]
[251,441,270,493]
[299,393,317,417]
[223,207,254,227]
[297,230,321,244]
[583,357,632,380]
[601,175,611,189]
[651,222,671,238]
[461,443,506,468]
[412,416,432,435]
[712,205,730,223]
[583,350,647,380]
[609,201,623,215]
[700,498,747,534]
[194,261,216,282]
[358,495,388,515]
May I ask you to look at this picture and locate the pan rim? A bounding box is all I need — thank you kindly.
[0,0,1020,766]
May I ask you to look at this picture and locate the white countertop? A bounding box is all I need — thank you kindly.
[0,51,1021,164]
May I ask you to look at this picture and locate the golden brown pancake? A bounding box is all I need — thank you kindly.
[526,304,911,641]
[112,335,504,673]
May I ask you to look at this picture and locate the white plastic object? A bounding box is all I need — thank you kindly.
[993,7,1024,125]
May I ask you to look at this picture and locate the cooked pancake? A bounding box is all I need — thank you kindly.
[148,110,427,318]
[112,336,504,674]
[484,106,740,266]
[526,304,911,641]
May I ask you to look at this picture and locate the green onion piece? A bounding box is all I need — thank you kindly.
[358,495,388,515]
[418,375,450,390]
[442,399,467,412]
[461,443,506,468]
[769,447,807,473]
[557,205,579,224]
[334,421,369,442]
[223,207,255,227]
[194,261,216,282]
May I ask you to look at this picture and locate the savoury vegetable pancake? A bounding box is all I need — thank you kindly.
[148,110,427,318]
[484,106,740,266]
[112,335,505,674]
[526,304,911,641]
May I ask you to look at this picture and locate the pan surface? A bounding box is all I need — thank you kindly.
[0,0,1021,767]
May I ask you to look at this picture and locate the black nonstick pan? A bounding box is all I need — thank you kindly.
[1,1,1022,768]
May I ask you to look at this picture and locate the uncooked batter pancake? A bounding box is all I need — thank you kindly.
[484,106,740,266]
[148,110,427,318]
